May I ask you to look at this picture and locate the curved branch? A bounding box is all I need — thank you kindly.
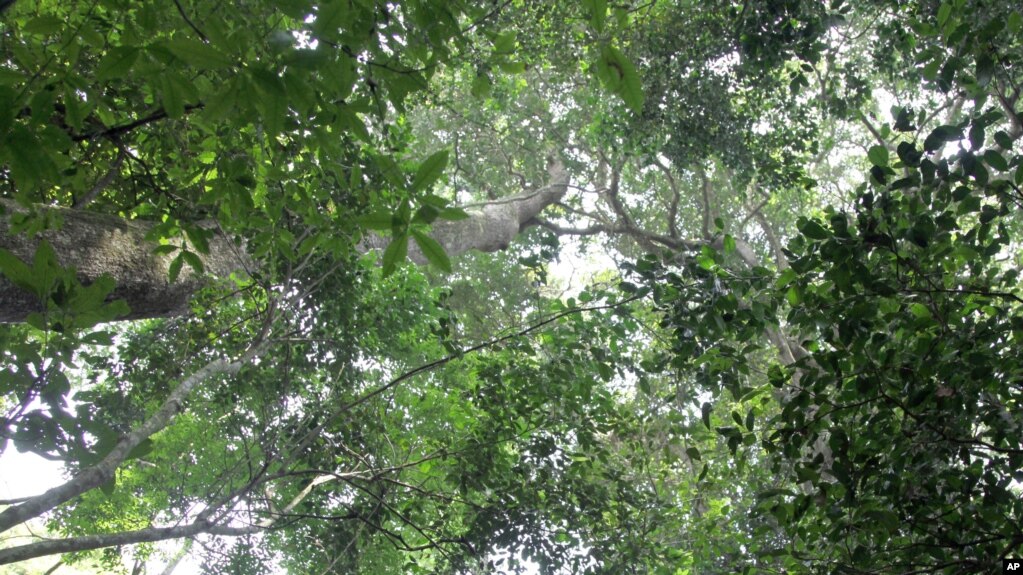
[651,157,681,239]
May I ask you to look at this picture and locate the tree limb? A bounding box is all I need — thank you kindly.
[0,518,262,565]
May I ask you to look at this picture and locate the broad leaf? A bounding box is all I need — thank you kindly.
[411,229,451,273]
[382,234,408,277]
[411,150,449,193]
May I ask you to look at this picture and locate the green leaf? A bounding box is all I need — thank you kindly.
[96,46,141,81]
[983,150,1008,171]
[1009,11,1023,33]
[411,150,449,193]
[936,2,952,28]
[775,268,798,289]
[908,302,931,319]
[757,488,795,500]
[723,234,736,254]
[250,68,288,136]
[152,244,178,256]
[22,15,65,36]
[497,61,527,74]
[923,125,963,152]
[126,438,155,461]
[492,31,516,54]
[786,286,801,306]
[356,211,396,231]
[99,477,116,497]
[685,446,701,461]
[471,73,493,98]
[381,234,408,277]
[411,205,441,225]
[411,229,451,273]
[969,123,985,150]
[975,54,995,87]
[184,226,211,254]
[798,219,830,240]
[701,402,712,429]
[168,253,184,283]
[159,75,187,119]
[867,145,889,167]
[698,464,709,482]
[0,248,37,295]
[598,45,644,115]
[583,0,608,31]
[896,142,922,166]
[161,37,234,69]
[180,250,204,274]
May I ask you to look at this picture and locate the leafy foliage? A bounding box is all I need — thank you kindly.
[1,0,1022,574]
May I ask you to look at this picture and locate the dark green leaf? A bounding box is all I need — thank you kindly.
[161,37,234,69]
[357,211,396,231]
[798,219,830,240]
[896,142,922,167]
[168,253,184,283]
[381,234,408,277]
[492,32,516,54]
[411,229,451,273]
[22,15,65,36]
[180,250,204,274]
[411,150,449,193]
[923,125,962,152]
[975,54,995,87]
[497,61,527,74]
[983,150,1008,171]
[969,123,985,150]
[0,248,37,294]
[96,47,140,81]
[411,205,441,225]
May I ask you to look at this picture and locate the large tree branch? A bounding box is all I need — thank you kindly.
[651,156,681,239]
[0,199,251,322]
[361,157,570,260]
[0,159,569,322]
[534,218,700,251]
[0,518,261,565]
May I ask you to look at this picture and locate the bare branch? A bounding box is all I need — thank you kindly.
[697,165,713,240]
[651,156,681,239]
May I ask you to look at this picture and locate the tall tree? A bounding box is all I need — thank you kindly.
[2,0,1022,574]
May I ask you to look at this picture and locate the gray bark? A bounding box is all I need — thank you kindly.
[0,199,249,322]
[0,160,569,323]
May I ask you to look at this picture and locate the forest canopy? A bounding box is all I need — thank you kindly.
[1,0,1022,573]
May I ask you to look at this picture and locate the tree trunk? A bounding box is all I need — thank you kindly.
[0,200,248,322]
[0,161,569,323]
